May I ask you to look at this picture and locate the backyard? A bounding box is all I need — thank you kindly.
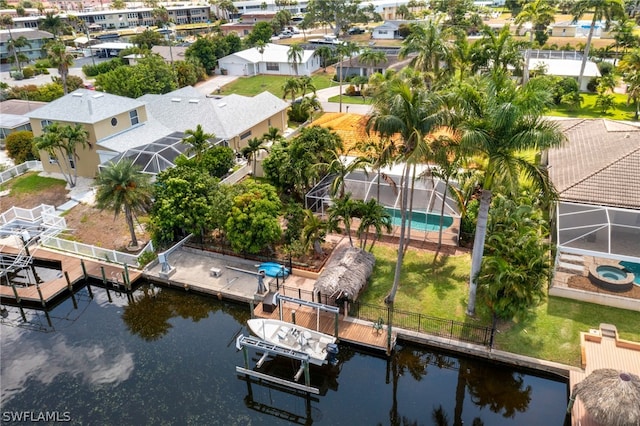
[2,172,639,368]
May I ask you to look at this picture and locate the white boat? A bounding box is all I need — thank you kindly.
[247,318,338,366]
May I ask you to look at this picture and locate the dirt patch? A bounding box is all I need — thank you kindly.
[1,181,150,252]
[567,274,640,300]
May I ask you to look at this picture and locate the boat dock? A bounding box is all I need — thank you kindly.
[254,299,396,355]
[0,246,141,307]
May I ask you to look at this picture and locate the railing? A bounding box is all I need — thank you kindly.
[348,301,494,348]
[221,163,250,185]
[0,160,42,184]
[262,284,494,348]
[40,235,154,267]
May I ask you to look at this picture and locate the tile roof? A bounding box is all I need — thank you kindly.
[548,119,640,209]
[24,89,146,124]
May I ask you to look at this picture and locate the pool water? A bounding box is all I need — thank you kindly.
[620,261,640,285]
[596,265,628,281]
[384,208,454,232]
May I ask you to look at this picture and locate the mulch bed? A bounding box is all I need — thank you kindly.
[567,275,640,300]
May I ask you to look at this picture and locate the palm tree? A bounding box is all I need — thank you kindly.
[571,0,625,90]
[287,43,304,75]
[356,137,398,200]
[314,147,366,198]
[153,6,175,63]
[450,31,474,82]
[282,77,300,102]
[610,17,638,65]
[313,45,333,72]
[515,0,556,84]
[474,25,525,75]
[367,78,443,304]
[94,159,153,248]
[47,41,75,95]
[358,48,387,76]
[182,124,214,162]
[241,137,269,177]
[40,12,63,38]
[354,198,392,251]
[298,75,316,97]
[399,20,451,80]
[301,209,327,255]
[7,36,31,73]
[453,72,566,316]
[62,123,91,187]
[624,71,640,119]
[262,126,284,144]
[327,193,358,246]
[255,39,266,74]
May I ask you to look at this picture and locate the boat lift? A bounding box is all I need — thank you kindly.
[275,294,340,338]
[235,334,320,394]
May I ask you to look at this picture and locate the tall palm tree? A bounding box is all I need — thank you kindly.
[241,137,269,177]
[399,20,451,79]
[367,78,443,304]
[298,75,316,97]
[450,31,474,82]
[40,12,63,38]
[182,124,214,162]
[314,147,367,198]
[287,43,304,75]
[358,48,387,76]
[354,198,392,251]
[255,39,266,74]
[34,123,91,188]
[7,36,31,73]
[356,137,398,200]
[571,0,625,90]
[62,123,91,187]
[453,72,566,316]
[95,159,153,248]
[473,25,525,75]
[328,193,358,246]
[313,45,333,72]
[282,77,300,102]
[515,0,556,84]
[262,126,283,144]
[47,41,74,94]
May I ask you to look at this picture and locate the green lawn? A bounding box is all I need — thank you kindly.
[220,74,336,99]
[362,244,640,366]
[547,92,637,121]
[327,94,374,105]
[0,172,66,194]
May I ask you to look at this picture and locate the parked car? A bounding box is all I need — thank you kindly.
[348,27,365,35]
[279,31,293,38]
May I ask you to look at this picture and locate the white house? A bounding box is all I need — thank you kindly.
[217,43,321,77]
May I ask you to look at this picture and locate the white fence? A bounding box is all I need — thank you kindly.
[0,161,42,185]
[221,163,251,185]
[40,235,154,267]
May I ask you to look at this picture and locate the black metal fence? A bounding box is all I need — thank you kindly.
[349,301,495,348]
[263,284,495,348]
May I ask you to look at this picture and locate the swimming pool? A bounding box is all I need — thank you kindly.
[384,208,454,232]
[620,261,640,286]
[259,262,290,278]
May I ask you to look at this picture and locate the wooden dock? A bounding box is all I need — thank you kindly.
[254,301,396,355]
[0,247,142,306]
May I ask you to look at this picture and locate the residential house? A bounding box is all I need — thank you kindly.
[370,20,411,40]
[0,99,47,141]
[550,21,614,39]
[124,46,189,65]
[217,43,320,76]
[25,86,289,178]
[336,54,408,79]
[525,50,600,92]
[0,28,54,64]
[547,119,640,288]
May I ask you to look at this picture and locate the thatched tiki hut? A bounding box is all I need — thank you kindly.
[314,246,375,306]
[571,368,640,426]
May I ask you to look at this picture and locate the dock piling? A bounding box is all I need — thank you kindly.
[36,284,45,307]
[64,271,72,291]
[81,260,88,280]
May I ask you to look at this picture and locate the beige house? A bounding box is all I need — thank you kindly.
[25,87,289,178]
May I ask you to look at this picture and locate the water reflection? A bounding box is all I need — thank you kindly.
[0,284,566,425]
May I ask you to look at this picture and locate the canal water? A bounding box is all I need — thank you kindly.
[0,283,568,425]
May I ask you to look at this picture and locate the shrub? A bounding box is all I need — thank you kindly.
[82,58,124,77]
[51,75,84,91]
[587,77,599,93]
[5,130,36,164]
[22,67,35,78]
[35,59,52,69]
[287,103,310,123]
[345,84,357,96]
[11,71,24,80]
[597,61,613,77]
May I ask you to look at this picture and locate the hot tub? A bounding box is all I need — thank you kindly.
[588,264,634,292]
[259,262,290,278]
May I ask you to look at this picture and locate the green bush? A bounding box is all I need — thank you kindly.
[11,71,24,80]
[35,59,52,69]
[5,130,36,164]
[22,67,35,78]
[82,58,124,77]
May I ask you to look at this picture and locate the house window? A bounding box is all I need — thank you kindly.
[268,119,271,127]
[40,120,53,129]
[378,30,387,34]
[266,62,279,71]
[129,110,139,125]
[240,130,252,139]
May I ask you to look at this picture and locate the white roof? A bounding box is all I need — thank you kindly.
[91,42,135,50]
[220,43,316,65]
[529,58,601,78]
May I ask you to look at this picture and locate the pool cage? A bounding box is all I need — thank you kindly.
[305,166,461,242]
[556,201,640,263]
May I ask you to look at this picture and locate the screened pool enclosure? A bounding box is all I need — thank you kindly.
[556,201,640,263]
[305,164,461,243]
